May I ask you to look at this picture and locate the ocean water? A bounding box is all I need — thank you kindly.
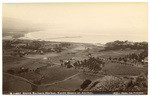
[20,30,146,44]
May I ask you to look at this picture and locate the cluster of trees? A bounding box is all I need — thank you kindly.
[54,43,71,53]
[104,40,148,51]
[124,50,148,63]
[60,57,105,73]
[24,41,43,50]
[3,40,71,56]
[104,40,148,65]
[108,50,148,64]
[39,43,70,53]
[73,57,105,73]
[22,41,70,52]
[53,44,63,53]
[59,43,71,48]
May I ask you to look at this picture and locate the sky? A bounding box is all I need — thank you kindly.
[2,3,148,43]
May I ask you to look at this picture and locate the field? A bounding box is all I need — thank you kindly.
[3,41,148,94]
[103,61,147,76]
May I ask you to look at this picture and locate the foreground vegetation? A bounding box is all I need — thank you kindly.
[3,39,148,94]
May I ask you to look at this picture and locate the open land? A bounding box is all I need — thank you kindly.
[3,39,148,94]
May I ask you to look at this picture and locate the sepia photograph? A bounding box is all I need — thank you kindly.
[2,2,148,95]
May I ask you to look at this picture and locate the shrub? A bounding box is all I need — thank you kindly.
[90,76,124,91]
[88,73,147,92]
